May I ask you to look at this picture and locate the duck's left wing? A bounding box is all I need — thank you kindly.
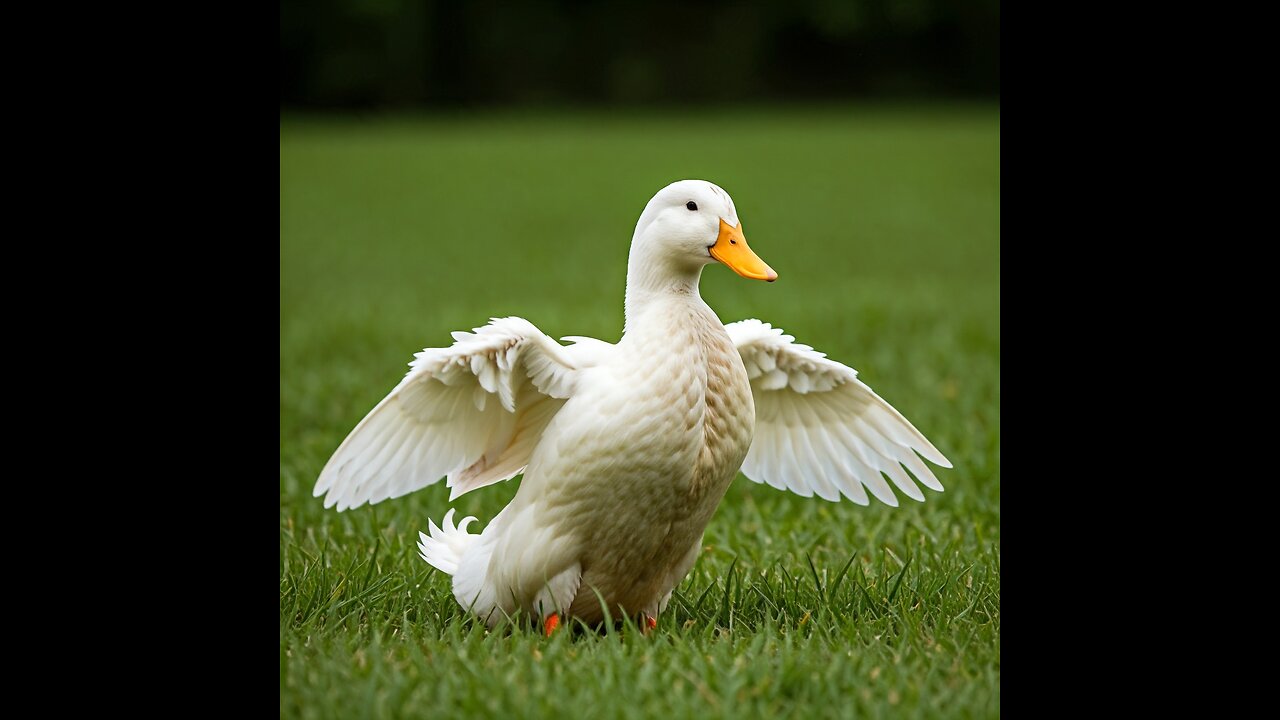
[726,319,951,506]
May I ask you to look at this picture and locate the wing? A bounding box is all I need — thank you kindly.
[726,319,952,507]
[313,317,610,511]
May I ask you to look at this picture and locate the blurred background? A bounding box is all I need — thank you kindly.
[282,4,998,717]
[281,0,998,110]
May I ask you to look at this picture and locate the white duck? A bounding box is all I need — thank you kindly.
[314,179,951,633]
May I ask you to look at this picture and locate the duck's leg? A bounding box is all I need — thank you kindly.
[641,538,700,635]
[532,561,582,638]
[543,613,562,637]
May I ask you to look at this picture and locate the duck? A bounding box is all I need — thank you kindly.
[313,179,951,634]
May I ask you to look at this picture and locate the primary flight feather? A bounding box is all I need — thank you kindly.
[314,179,951,631]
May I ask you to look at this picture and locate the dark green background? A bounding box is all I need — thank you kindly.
[282,0,999,110]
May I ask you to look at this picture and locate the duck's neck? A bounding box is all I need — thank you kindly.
[623,242,706,335]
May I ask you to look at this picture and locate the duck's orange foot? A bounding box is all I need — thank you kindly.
[543,613,561,637]
[644,615,657,633]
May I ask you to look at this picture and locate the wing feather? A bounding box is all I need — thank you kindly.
[726,319,950,507]
[314,317,613,511]
[783,395,840,501]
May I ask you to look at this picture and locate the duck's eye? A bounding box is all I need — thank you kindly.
[686,201,698,211]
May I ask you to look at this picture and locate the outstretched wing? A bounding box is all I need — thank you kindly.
[314,317,609,511]
[726,319,952,506]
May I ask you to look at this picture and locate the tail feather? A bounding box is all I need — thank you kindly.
[417,508,479,575]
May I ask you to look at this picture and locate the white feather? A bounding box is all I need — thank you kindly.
[418,508,482,576]
[313,317,607,512]
[726,319,951,508]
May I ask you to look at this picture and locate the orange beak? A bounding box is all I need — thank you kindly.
[710,218,777,281]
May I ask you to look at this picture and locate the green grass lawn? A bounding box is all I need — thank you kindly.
[280,105,1000,719]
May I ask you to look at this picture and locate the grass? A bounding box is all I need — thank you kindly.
[280,104,1000,719]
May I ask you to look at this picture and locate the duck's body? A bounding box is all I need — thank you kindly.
[467,295,752,624]
[314,180,951,630]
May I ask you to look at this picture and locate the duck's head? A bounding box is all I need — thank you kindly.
[631,180,777,282]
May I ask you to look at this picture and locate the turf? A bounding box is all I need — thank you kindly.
[280,105,1000,719]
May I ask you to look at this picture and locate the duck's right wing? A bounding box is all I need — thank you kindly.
[313,317,612,511]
